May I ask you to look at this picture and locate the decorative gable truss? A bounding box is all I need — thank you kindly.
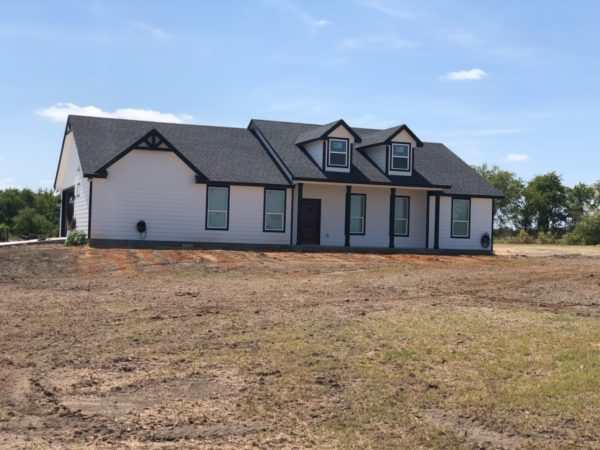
[87,129,208,181]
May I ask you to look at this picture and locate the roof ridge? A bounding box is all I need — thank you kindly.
[68,115,249,132]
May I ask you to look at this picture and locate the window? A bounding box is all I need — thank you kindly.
[350,194,366,235]
[452,198,470,238]
[394,196,409,236]
[390,143,410,171]
[264,189,286,232]
[206,186,229,229]
[328,139,349,167]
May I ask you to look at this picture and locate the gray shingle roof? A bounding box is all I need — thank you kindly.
[251,119,503,197]
[67,115,291,186]
[357,124,423,149]
[63,115,503,198]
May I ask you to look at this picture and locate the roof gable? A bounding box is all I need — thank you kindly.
[295,119,362,145]
[357,124,423,149]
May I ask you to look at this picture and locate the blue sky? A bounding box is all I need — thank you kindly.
[1,0,599,189]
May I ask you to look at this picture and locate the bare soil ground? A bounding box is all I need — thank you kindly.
[1,244,599,449]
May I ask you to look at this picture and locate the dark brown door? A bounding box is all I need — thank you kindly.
[301,199,321,244]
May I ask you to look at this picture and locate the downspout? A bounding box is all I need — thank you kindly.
[88,179,93,244]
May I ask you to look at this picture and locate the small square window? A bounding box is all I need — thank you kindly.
[390,144,410,171]
[328,139,349,168]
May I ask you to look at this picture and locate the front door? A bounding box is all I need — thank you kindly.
[301,199,321,244]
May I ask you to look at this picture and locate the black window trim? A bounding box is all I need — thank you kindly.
[327,137,351,169]
[349,193,366,236]
[389,142,412,172]
[394,195,410,237]
[451,197,471,239]
[263,187,287,233]
[205,185,230,231]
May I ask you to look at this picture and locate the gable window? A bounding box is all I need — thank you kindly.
[452,198,470,238]
[264,189,286,232]
[206,186,229,230]
[390,143,410,171]
[328,139,349,168]
[394,196,410,236]
[350,194,366,235]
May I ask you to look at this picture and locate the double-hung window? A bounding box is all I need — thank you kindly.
[264,189,286,232]
[350,194,366,235]
[390,144,410,171]
[394,196,409,236]
[328,139,349,167]
[451,198,470,238]
[206,186,229,229]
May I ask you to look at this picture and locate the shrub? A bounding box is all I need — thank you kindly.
[65,229,87,246]
[13,207,53,238]
[0,223,9,242]
[563,212,600,245]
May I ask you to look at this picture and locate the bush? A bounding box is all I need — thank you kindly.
[13,207,53,238]
[0,223,9,242]
[563,212,600,245]
[535,231,559,245]
[65,229,87,246]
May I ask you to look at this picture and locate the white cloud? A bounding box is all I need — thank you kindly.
[265,0,331,28]
[504,153,529,162]
[129,22,169,40]
[357,0,417,20]
[0,178,18,190]
[36,103,192,124]
[440,68,487,81]
[340,34,416,50]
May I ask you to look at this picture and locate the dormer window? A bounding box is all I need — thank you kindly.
[390,143,410,171]
[328,138,349,168]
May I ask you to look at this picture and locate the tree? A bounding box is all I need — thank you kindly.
[472,164,524,229]
[566,183,595,228]
[564,211,600,245]
[12,207,53,237]
[523,172,568,233]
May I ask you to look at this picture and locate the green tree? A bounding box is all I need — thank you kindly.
[523,172,568,233]
[566,183,595,228]
[564,211,600,245]
[472,164,524,229]
[12,207,53,237]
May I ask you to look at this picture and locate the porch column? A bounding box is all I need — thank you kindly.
[344,185,351,247]
[296,183,303,245]
[388,188,396,248]
[434,192,440,250]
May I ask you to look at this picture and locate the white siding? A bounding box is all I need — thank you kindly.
[56,133,90,236]
[438,196,493,250]
[304,141,323,169]
[350,186,389,247]
[91,150,291,244]
[393,189,427,249]
[302,183,346,246]
[301,183,428,249]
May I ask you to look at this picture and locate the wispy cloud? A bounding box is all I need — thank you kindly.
[129,22,169,40]
[440,68,487,81]
[36,103,192,124]
[340,33,416,51]
[504,153,529,162]
[357,0,417,20]
[265,0,331,28]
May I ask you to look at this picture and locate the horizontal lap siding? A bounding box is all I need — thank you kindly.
[393,189,427,249]
[91,150,290,244]
[350,187,388,247]
[59,134,89,236]
[303,184,345,246]
[438,196,492,250]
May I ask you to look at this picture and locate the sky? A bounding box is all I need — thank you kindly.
[1,0,599,190]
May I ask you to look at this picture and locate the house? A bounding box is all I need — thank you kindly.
[53,115,503,252]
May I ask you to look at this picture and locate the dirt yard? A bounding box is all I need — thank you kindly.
[1,244,599,449]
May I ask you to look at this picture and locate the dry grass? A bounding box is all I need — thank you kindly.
[0,244,599,448]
